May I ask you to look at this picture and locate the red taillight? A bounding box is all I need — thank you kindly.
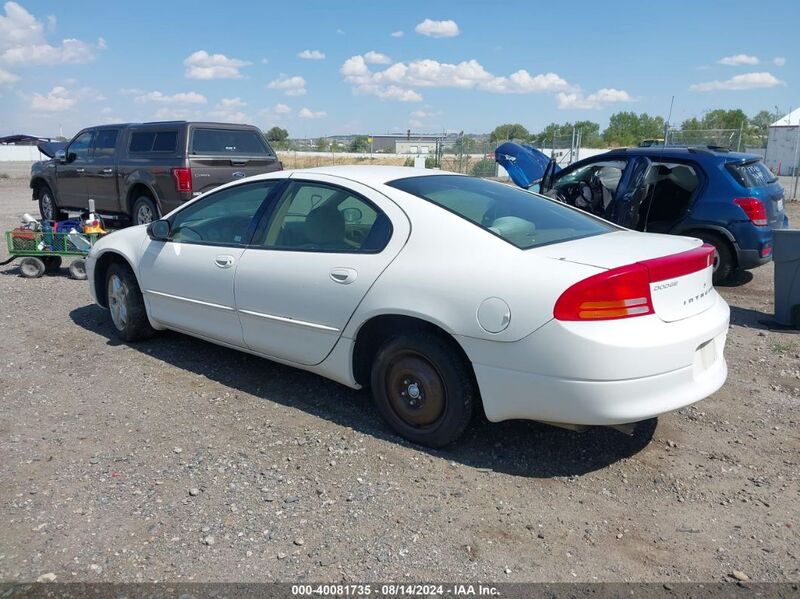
[172,167,193,194]
[734,197,767,226]
[554,244,716,321]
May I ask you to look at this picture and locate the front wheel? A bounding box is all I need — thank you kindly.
[37,185,67,222]
[106,263,155,342]
[370,332,476,447]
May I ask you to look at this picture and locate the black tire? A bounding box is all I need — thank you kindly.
[42,255,62,272]
[370,331,475,447]
[68,258,87,280]
[131,196,158,226]
[105,263,156,342]
[37,185,67,221]
[19,256,46,278]
[692,231,735,285]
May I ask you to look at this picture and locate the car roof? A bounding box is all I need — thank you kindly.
[603,145,761,163]
[296,165,462,186]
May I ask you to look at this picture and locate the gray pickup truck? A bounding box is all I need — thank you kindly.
[30,121,282,225]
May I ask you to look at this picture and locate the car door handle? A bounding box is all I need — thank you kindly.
[329,267,357,284]
[214,255,234,269]
[76,168,85,173]
[101,168,113,174]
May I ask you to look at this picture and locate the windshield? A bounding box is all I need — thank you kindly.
[388,175,615,249]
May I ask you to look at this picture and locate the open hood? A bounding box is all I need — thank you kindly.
[495,142,560,189]
[37,140,66,159]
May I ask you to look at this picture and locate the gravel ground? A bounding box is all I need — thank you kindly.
[0,177,797,584]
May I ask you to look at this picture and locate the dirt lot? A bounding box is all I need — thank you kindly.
[0,177,797,584]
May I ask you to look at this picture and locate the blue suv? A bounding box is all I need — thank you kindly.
[496,144,788,284]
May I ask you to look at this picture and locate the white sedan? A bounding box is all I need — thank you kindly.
[87,166,729,447]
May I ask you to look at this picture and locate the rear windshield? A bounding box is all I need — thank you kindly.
[388,175,614,249]
[129,130,178,153]
[190,128,273,156]
[727,160,778,188]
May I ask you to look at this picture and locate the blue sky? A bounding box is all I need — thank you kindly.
[0,0,796,138]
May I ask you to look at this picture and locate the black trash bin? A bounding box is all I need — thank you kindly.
[773,229,800,329]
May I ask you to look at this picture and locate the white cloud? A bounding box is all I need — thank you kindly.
[340,54,573,103]
[336,28,345,35]
[268,74,306,96]
[390,30,404,38]
[364,50,391,64]
[773,56,786,66]
[274,103,291,114]
[31,85,75,111]
[209,98,249,123]
[298,49,325,60]
[415,18,460,38]
[717,54,759,66]
[260,57,269,64]
[184,50,250,79]
[97,36,107,50]
[152,107,203,121]
[298,107,326,119]
[0,2,102,66]
[556,88,633,109]
[0,66,19,85]
[134,90,207,104]
[689,71,784,92]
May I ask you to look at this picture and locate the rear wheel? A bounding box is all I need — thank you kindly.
[106,263,155,341]
[19,256,46,278]
[132,196,158,226]
[692,231,734,285]
[37,185,67,221]
[370,332,475,447]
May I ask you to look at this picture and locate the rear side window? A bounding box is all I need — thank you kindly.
[190,128,272,156]
[129,130,178,153]
[93,129,119,158]
[389,175,614,250]
[727,160,778,188]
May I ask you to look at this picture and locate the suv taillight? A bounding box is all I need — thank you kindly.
[734,197,767,226]
[172,167,193,194]
[554,245,715,321]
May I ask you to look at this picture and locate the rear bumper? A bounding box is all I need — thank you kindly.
[461,294,730,425]
[737,247,771,270]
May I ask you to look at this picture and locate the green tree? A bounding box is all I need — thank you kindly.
[348,135,370,152]
[471,158,496,177]
[314,137,328,151]
[490,123,530,142]
[265,126,289,142]
[453,134,476,155]
[602,112,664,147]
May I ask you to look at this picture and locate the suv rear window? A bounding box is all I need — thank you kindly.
[727,160,778,188]
[388,175,614,249]
[190,128,272,156]
[129,130,178,153]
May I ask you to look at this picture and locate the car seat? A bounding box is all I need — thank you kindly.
[304,203,347,250]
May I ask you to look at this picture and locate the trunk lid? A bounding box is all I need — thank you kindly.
[536,230,714,322]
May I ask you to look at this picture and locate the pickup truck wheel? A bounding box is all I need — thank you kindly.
[38,185,67,221]
[132,196,158,226]
[106,263,155,341]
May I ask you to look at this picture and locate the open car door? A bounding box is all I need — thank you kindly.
[605,156,653,230]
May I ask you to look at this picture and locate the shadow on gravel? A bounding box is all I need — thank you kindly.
[716,269,754,288]
[70,304,656,478]
[729,305,798,332]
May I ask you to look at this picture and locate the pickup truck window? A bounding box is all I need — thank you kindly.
[93,129,119,158]
[190,128,272,156]
[68,131,94,161]
[129,130,178,153]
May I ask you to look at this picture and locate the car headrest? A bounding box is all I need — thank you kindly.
[305,203,345,246]
[670,166,699,191]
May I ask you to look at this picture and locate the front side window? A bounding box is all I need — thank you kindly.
[169,181,278,246]
[389,175,614,249]
[93,129,119,158]
[67,131,94,162]
[260,181,391,252]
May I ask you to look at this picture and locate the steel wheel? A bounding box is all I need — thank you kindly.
[107,273,129,331]
[384,350,447,428]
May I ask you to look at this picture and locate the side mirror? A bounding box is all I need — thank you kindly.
[55,149,67,164]
[147,219,171,240]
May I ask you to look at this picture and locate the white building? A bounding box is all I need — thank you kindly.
[765,108,800,175]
